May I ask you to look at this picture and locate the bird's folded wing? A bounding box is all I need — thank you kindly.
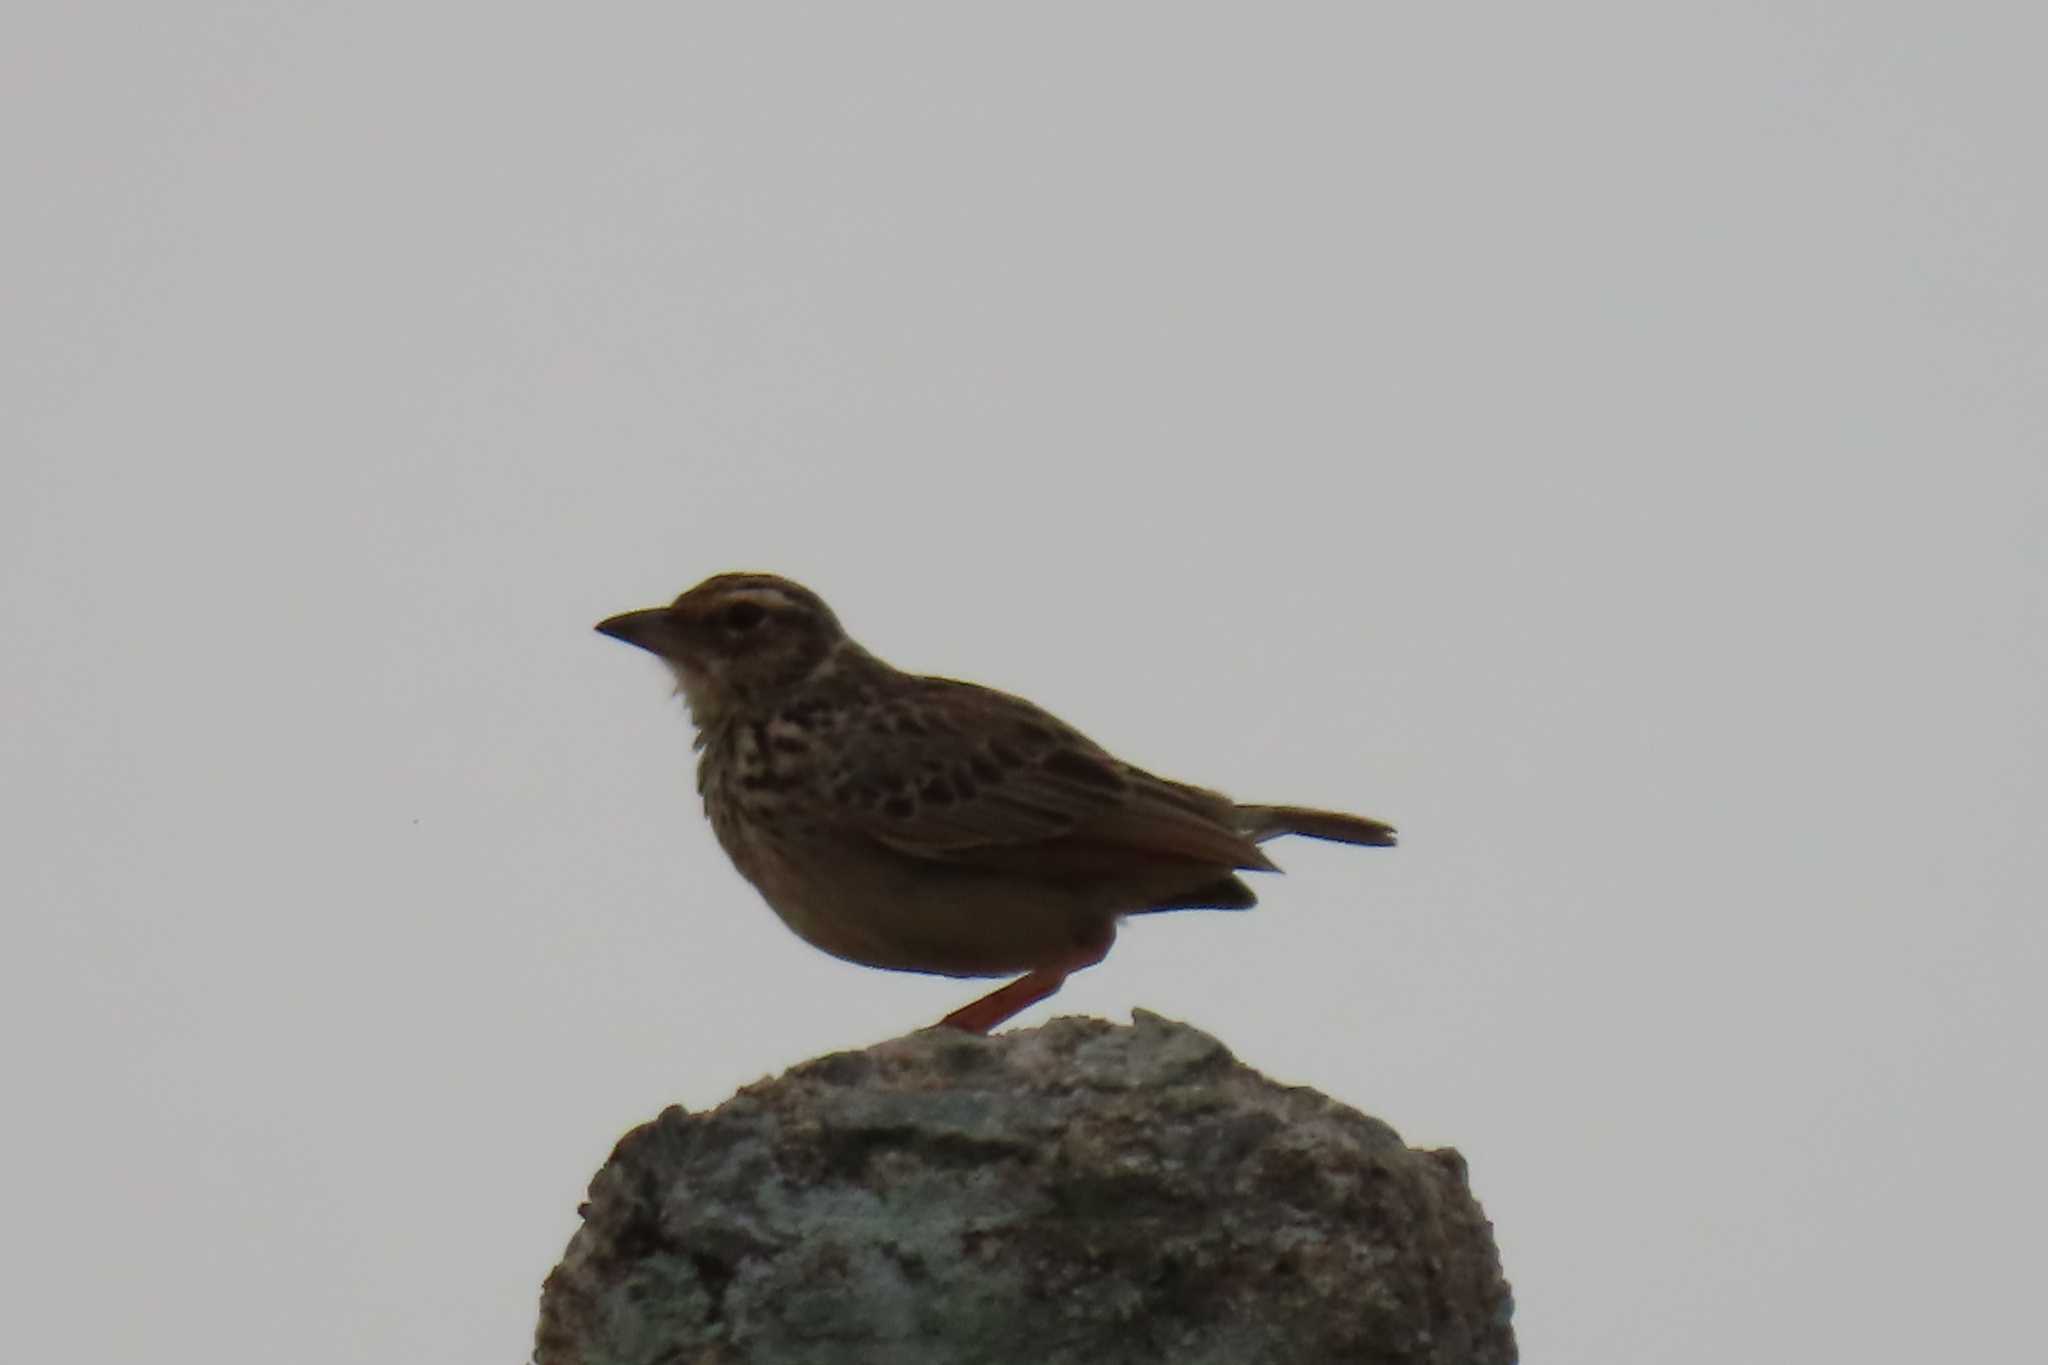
[818,679,1276,874]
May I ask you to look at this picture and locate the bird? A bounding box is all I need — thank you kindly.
[596,573,1394,1033]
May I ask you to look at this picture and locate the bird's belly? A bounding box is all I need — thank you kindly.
[727,831,1106,978]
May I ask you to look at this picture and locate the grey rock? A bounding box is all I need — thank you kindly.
[536,1012,1515,1365]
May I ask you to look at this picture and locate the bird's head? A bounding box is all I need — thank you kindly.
[597,573,850,728]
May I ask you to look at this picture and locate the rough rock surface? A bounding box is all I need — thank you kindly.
[536,1012,1515,1365]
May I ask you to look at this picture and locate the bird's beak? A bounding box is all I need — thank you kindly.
[595,606,689,660]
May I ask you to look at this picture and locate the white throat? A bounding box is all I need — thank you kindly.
[668,660,726,732]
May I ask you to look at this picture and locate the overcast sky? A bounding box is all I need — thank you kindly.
[7,5,2044,1362]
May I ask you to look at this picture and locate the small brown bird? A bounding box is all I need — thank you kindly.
[597,573,1394,1033]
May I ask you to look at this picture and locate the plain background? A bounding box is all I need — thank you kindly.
[7,4,2043,1361]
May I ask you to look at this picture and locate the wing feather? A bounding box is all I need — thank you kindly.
[815,678,1275,875]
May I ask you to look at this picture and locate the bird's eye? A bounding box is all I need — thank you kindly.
[722,601,767,632]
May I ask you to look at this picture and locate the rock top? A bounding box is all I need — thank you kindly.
[537,1012,1515,1364]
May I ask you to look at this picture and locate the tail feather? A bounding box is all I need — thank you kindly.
[1236,804,1397,848]
[1142,874,1262,913]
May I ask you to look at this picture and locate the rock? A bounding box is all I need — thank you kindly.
[535,1012,1515,1365]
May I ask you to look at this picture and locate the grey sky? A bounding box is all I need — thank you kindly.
[6,5,2044,1361]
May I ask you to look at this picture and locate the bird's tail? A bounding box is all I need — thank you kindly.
[1236,804,1397,848]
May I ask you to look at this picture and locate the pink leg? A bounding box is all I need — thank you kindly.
[937,967,1072,1034]
[935,923,1115,1034]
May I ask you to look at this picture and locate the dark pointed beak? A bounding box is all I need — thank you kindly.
[595,606,688,659]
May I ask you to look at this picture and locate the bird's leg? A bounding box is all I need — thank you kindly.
[935,922,1114,1034]
[936,967,1070,1034]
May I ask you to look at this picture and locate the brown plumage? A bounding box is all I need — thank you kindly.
[597,572,1394,1032]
